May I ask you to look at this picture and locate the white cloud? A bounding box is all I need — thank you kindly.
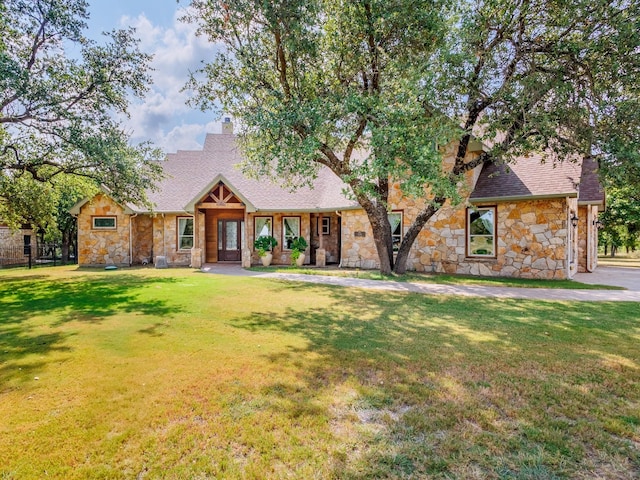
[117,10,222,154]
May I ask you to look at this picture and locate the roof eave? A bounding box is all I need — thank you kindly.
[69,191,136,215]
[469,192,578,204]
[254,205,361,214]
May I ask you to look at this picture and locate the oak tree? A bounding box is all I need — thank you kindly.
[0,0,163,227]
[187,0,639,274]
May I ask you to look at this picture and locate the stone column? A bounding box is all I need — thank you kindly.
[242,248,252,268]
[315,248,326,267]
[190,247,202,269]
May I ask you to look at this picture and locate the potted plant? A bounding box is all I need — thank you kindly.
[254,235,277,266]
[290,236,308,267]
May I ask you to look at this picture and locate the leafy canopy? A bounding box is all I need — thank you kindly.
[186,0,639,273]
[0,0,164,227]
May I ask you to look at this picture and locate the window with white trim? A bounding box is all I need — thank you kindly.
[177,217,194,250]
[282,216,301,250]
[467,207,496,257]
[92,216,116,230]
[388,212,402,252]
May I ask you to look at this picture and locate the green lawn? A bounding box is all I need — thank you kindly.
[599,252,640,269]
[1,266,639,479]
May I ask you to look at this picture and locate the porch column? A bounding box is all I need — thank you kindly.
[190,209,203,268]
[316,213,326,267]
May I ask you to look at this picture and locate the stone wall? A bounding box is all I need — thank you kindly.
[77,194,131,266]
[340,210,379,269]
[247,212,311,265]
[0,225,34,250]
[132,215,153,264]
[310,213,340,264]
[341,197,575,279]
[152,214,192,266]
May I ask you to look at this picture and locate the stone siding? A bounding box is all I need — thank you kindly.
[341,198,575,279]
[77,194,131,266]
[247,212,311,265]
[152,214,192,266]
[310,213,340,264]
[132,215,153,264]
[0,225,34,250]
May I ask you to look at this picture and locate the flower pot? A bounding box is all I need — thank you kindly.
[261,252,273,266]
[295,253,305,267]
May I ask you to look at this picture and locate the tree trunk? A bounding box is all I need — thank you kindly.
[393,199,443,274]
[354,194,394,274]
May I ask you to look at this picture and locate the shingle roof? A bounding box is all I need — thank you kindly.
[133,133,605,213]
[470,154,604,204]
[142,133,358,213]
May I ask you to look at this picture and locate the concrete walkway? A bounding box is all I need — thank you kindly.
[201,264,640,302]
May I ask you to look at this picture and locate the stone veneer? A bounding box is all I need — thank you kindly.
[247,212,311,265]
[310,213,340,264]
[132,215,153,264]
[152,214,192,266]
[341,197,577,279]
[0,225,35,250]
[77,194,131,266]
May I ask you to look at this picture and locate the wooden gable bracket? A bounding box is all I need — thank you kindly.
[199,182,245,209]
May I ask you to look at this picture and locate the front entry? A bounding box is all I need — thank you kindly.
[205,209,244,263]
[218,219,241,261]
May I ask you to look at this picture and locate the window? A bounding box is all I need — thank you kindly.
[388,212,402,252]
[467,207,496,257]
[316,216,330,235]
[177,217,194,250]
[23,235,31,255]
[92,216,116,230]
[282,216,301,250]
[254,216,273,242]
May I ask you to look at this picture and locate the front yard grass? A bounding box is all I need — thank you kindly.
[1,266,638,479]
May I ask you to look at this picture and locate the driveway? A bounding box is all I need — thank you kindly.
[202,264,640,302]
[574,266,640,291]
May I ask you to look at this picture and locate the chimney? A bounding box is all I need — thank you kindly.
[222,117,233,134]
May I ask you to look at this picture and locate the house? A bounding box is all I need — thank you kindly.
[0,222,37,267]
[71,126,604,280]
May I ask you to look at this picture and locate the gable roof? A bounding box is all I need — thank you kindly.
[144,133,358,213]
[470,154,604,204]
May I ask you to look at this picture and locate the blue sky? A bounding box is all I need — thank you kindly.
[84,0,223,153]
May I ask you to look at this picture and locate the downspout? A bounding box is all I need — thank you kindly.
[129,213,138,266]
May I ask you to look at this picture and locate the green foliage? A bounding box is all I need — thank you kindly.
[186,0,640,273]
[254,235,278,256]
[599,185,640,255]
[0,0,164,214]
[290,236,308,263]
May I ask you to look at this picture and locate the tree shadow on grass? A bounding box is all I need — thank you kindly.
[0,274,181,388]
[0,274,179,325]
[232,281,640,478]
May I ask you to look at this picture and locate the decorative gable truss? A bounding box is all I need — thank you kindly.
[198,182,245,209]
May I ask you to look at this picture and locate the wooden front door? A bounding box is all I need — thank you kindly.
[218,219,242,261]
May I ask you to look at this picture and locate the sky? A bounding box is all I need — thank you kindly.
[85,0,224,153]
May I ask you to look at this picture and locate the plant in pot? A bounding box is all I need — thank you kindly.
[254,235,277,266]
[290,236,308,267]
